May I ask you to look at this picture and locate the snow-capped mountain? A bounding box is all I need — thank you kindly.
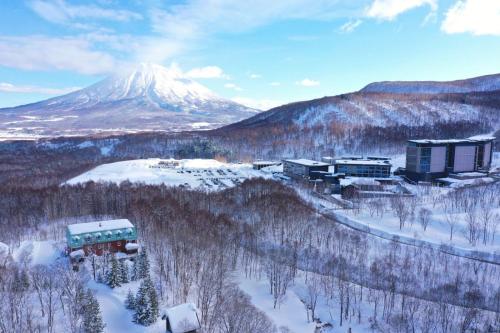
[360,73,500,94]
[0,63,258,136]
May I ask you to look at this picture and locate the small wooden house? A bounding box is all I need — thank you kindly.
[66,219,138,258]
[161,303,201,333]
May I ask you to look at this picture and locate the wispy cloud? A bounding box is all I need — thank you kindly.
[224,83,242,91]
[249,73,261,79]
[0,35,116,74]
[365,0,437,21]
[231,96,283,110]
[141,1,361,63]
[28,0,142,25]
[296,78,320,87]
[0,82,80,95]
[186,66,228,79]
[339,19,363,33]
[441,0,500,36]
[269,82,281,86]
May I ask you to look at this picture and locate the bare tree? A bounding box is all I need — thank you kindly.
[418,208,432,231]
[265,258,294,309]
[443,199,458,241]
[391,195,411,230]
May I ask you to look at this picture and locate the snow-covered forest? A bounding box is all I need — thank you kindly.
[1,177,499,332]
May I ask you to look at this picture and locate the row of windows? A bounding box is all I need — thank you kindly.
[72,229,135,244]
[336,165,390,177]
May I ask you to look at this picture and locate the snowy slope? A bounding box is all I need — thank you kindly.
[66,158,271,191]
[0,63,258,136]
[361,73,500,94]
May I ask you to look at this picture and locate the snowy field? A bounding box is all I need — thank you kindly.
[67,158,272,191]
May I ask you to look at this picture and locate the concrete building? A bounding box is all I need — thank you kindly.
[405,136,494,182]
[252,160,281,170]
[282,159,330,178]
[333,158,392,178]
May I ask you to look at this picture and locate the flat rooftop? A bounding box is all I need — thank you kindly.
[253,161,281,165]
[283,159,330,167]
[335,159,391,166]
[67,219,134,235]
[409,136,495,145]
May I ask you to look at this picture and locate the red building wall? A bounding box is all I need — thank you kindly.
[78,240,138,256]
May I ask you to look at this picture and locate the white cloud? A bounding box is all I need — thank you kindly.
[231,96,284,110]
[186,66,228,79]
[365,0,437,20]
[0,35,117,75]
[339,19,363,33]
[0,82,80,95]
[249,73,261,79]
[28,0,142,25]
[441,0,500,36]
[296,78,320,87]
[224,83,242,91]
[142,1,363,63]
[269,82,281,86]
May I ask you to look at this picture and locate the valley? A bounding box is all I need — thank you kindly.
[0,71,499,333]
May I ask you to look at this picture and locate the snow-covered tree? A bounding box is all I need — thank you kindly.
[12,268,30,293]
[132,248,150,281]
[119,260,129,284]
[125,289,136,310]
[83,290,105,333]
[106,255,122,288]
[133,276,158,326]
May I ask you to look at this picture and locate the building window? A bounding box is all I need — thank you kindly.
[419,147,431,173]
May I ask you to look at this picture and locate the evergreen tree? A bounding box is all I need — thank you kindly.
[83,290,105,333]
[106,255,121,288]
[133,275,158,326]
[135,248,150,280]
[119,260,129,284]
[144,276,159,320]
[97,271,104,284]
[12,268,30,293]
[125,289,136,310]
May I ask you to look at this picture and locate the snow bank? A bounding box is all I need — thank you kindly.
[12,240,62,266]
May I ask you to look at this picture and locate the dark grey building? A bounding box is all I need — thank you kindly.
[252,160,281,170]
[333,158,392,178]
[405,136,494,182]
[283,159,330,178]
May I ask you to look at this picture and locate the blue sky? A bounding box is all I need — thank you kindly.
[0,0,499,109]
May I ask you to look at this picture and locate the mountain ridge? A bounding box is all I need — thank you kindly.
[213,73,500,157]
[360,73,500,94]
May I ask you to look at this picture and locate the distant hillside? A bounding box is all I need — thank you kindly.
[214,74,500,159]
[360,73,500,94]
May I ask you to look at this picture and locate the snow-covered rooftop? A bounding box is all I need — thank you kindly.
[252,160,281,165]
[335,159,391,166]
[409,136,495,145]
[163,303,201,333]
[67,219,134,235]
[283,159,330,167]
